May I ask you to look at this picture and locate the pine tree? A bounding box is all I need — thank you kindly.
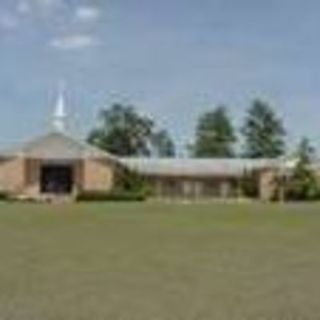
[192,106,236,158]
[242,100,286,158]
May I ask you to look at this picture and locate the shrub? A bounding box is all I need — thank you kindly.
[285,138,320,201]
[113,167,153,197]
[240,171,259,198]
[0,192,9,201]
[285,179,320,201]
[115,168,149,193]
[76,190,147,202]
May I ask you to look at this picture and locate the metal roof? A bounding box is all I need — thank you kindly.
[0,131,115,161]
[120,158,281,177]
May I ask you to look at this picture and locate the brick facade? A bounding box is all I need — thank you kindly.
[0,156,280,201]
[82,159,114,192]
[0,157,25,193]
[0,157,115,199]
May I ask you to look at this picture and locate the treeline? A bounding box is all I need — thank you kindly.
[87,99,294,159]
[88,99,320,201]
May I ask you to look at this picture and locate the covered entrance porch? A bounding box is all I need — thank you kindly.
[40,164,74,195]
[23,159,83,200]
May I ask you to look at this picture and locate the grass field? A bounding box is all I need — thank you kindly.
[0,202,319,319]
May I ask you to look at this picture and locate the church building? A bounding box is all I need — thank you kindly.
[0,93,282,201]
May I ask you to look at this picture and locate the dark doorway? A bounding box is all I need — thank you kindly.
[41,165,73,194]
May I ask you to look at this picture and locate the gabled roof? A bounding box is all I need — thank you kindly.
[120,158,281,177]
[0,131,116,161]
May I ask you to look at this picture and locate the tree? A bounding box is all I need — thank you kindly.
[191,106,236,158]
[151,129,176,157]
[286,138,320,200]
[241,100,286,158]
[88,104,154,156]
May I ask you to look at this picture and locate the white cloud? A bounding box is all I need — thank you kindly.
[50,34,100,50]
[35,0,61,9]
[0,12,19,30]
[17,0,63,13]
[75,6,101,22]
[17,1,31,14]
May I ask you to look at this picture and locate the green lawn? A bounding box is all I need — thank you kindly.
[0,202,319,319]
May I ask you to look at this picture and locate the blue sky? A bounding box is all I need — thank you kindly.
[0,0,319,154]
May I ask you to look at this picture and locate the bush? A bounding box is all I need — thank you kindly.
[284,137,320,201]
[240,171,259,198]
[285,180,320,201]
[76,190,147,202]
[0,192,9,201]
[115,168,149,193]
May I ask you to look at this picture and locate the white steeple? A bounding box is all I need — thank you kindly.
[52,84,67,132]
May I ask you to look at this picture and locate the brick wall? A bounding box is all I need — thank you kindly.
[0,157,25,193]
[82,159,114,192]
